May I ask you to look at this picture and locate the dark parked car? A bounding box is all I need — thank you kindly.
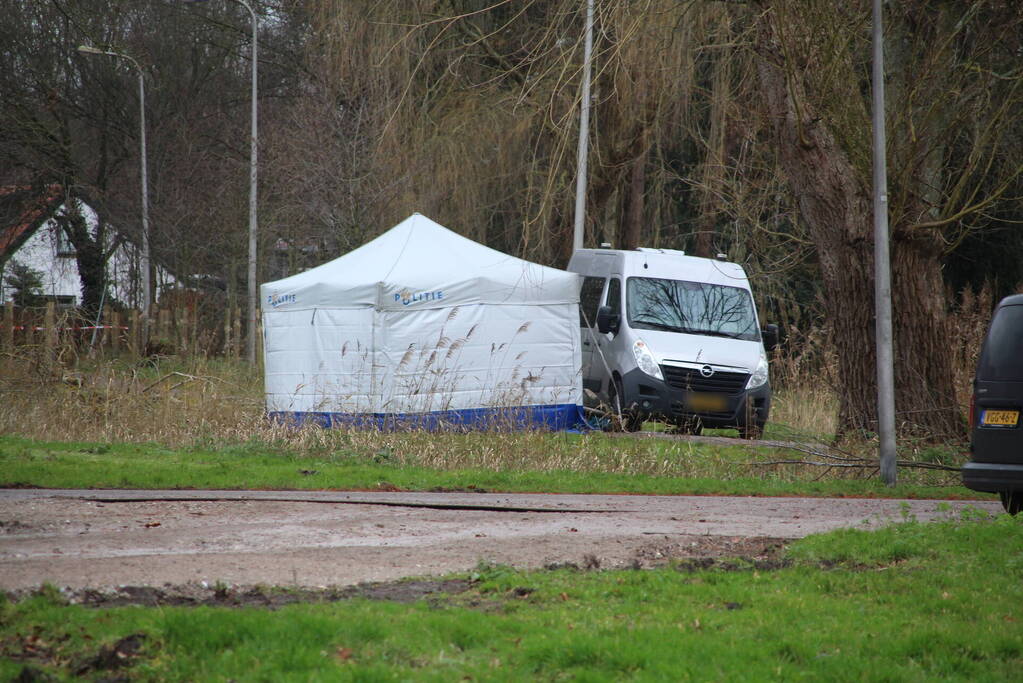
[963,294,1023,514]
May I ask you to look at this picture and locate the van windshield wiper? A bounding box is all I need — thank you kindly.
[695,329,744,339]
[633,318,747,339]
[631,318,689,333]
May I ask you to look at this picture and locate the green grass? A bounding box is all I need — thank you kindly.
[0,354,978,498]
[3,511,1021,681]
[0,434,987,500]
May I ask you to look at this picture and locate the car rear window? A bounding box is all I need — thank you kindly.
[978,304,1023,381]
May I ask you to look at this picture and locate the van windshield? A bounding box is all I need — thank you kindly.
[978,304,1023,381]
[626,277,760,341]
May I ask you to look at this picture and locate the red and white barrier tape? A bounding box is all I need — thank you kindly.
[2,324,130,331]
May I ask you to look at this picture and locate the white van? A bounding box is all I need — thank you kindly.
[568,247,777,438]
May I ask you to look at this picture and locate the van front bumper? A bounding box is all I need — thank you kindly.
[619,367,771,429]
[962,461,1023,493]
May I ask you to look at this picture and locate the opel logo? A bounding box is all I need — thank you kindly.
[700,365,714,378]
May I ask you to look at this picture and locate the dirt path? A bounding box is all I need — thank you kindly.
[0,489,998,594]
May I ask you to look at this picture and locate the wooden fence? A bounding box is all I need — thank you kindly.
[0,300,255,359]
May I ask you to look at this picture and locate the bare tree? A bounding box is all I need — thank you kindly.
[749,0,1023,438]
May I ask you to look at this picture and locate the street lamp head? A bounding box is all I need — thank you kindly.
[76,41,151,321]
[180,0,256,15]
[76,45,143,72]
[179,0,259,363]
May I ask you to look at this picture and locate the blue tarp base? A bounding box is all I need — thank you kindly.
[268,403,588,432]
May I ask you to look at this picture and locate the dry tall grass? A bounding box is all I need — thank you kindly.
[949,285,995,415]
[768,323,839,441]
[769,385,838,442]
[765,285,997,446]
[0,348,730,479]
[0,350,263,445]
[0,293,992,484]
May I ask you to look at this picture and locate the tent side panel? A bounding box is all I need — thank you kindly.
[378,302,582,413]
[263,307,376,413]
[272,404,583,431]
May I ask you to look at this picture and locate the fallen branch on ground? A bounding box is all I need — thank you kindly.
[141,372,224,394]
[748,441,962,472]
[750,459,960,472]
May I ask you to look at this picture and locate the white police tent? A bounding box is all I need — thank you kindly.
[260,213,585,429]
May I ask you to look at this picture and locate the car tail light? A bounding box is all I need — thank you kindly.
[969,392,976,429]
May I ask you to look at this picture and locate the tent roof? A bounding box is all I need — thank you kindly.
[261,214,579,311]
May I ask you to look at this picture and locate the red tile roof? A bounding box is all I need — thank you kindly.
[0,184,65,260]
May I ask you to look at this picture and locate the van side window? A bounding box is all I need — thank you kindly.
[978,305,1023,382]
[606,278,621,316]
[579,276,606,327]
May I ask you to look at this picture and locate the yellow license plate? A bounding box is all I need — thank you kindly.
[982,410,1019,427]
[686,393,727,412]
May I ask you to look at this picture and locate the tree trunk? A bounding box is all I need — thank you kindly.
[890,228,959,437]
[618,126,649,251]
[58,201,106,316]
[754,16,962,440]
[693,22,731,259]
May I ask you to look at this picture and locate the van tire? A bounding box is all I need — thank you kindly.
[609,377,643,432]
[740,419,765,439]
[1000,491,1023,515]
[671,419,703,436]
[739,399,764,440]
[739,423,763,440]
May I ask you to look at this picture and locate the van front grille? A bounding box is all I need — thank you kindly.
[661,365,749,394]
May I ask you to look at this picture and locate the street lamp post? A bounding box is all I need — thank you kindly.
[572,0,595,253]
[872,0,897,485]
[185,0,259,363]
[78,45,151,344]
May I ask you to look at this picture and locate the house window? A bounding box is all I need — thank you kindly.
[50,295,76,308]
[55,225,75,257]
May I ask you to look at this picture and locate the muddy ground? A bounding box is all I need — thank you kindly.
[0,489,998,607]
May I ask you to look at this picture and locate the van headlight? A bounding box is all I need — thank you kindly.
[633,339,663,380]
[746,352,769,390]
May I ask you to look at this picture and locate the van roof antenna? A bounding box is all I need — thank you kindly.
[599,242,612,249]
[715,253,728,261]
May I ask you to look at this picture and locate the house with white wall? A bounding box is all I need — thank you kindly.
[0,185,176,307]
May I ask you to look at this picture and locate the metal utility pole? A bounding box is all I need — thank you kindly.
[241,0,259,364]
[185,0,259,363]
[572,0,594,253]
[872,0,897,485]
[78,46,151,346]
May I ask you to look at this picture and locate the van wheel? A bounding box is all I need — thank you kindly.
[739,421,764,440]
[623,413,644,432]
[739,400,763,440]
[609,377,643,432]
[671,419,703,436]
[1000,491,1023,515]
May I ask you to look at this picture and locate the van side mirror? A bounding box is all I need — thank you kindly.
[596,305,620,335]
[761,323,779,352]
